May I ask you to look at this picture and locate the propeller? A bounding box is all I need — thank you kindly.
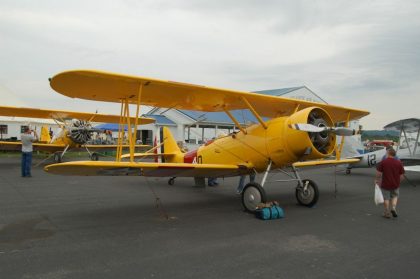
[289,123,356,136]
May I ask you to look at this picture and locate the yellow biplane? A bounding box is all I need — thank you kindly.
[45,70,369,212]
[0,105,154,162]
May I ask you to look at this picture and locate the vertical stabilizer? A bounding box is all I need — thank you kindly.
[160,127,183,163]
[40,126,51,143]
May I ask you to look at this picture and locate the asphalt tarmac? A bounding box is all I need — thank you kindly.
[1,156,420,279]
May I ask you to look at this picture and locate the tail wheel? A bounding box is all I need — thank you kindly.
[295,179,319,207]
[168,177,175,186]
[90,153,99,161]
[241,182,267,213]
[53,152,62,163]
[346,169,351,175]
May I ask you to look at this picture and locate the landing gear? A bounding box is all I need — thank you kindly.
[295,179,319,207]
[168,177,175,186]
[53,152,62,163]
[241,182,267,212]
[53,145,69,163]
[345,168,351,175]
[239,162,321,211]
[90,152,99,161]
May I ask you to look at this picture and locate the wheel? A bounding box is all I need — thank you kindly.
[345,169,351,175]
[295,179,319,207]
[168,177,175,186]
[90,153,99,161]
[241,182,267,213]
[53,152,62,163]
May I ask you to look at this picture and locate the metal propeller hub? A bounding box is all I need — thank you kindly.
[308,111,331,154]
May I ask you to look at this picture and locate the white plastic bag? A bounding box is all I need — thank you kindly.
[374,184,384,205]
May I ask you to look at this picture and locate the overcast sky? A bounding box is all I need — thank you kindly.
[1,0,419,129]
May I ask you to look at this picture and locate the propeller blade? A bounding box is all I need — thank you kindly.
[330,127,356,136]
[289,123,325,133]
[289,124,356,136]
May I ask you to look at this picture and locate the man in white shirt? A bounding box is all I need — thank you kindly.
[21,127,38,177]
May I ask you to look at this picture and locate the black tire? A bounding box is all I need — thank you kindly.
[241,182,267,213]
[295,179,319,207]
[90,153,99,161]
[168,177,175,186]
[53,152,62,163]
[345,169,351,175]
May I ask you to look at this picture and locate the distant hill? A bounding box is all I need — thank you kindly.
[361,130,400,141]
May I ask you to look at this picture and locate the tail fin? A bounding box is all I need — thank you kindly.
[160,127,183,163]
[40,126,51,143]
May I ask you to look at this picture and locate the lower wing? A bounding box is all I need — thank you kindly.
[0,141,64,152]
[83,144,151,152]
[401,158,420,172]
[404,166,420,172]
[44,161,251,177]
[293,158,360,168]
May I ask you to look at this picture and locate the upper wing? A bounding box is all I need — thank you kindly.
[384,118,420,133]
[50,70,369,123]
[44,161,250,177]
[0,105,155,124]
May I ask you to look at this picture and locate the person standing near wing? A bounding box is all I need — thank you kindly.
[21,127,38,177]
[375,148,404,218]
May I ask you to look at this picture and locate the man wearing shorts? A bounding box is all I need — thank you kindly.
[375,148,404,218]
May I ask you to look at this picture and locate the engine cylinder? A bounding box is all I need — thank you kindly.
[69,119,93,144]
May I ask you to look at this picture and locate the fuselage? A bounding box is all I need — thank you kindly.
[180,107,337,172]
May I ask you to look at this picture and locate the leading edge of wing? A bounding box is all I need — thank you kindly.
[293,158,360,168]
[44,161,250,177]
[49,69,370,123]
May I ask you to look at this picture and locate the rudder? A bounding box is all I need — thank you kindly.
[160,127,183,163]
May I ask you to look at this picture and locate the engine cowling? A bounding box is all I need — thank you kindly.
[285,107,336,160]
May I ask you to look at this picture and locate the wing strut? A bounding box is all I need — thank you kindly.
[240,96,267,129]
[401,124,413,156]
[413,126,420,156]
[115,84,144,162]
[223,108,247,134]
[336,111,351,160]
[116,100,125,161]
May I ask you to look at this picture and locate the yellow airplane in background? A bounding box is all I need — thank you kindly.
[0,106,154,162]
[44,70,369,212]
